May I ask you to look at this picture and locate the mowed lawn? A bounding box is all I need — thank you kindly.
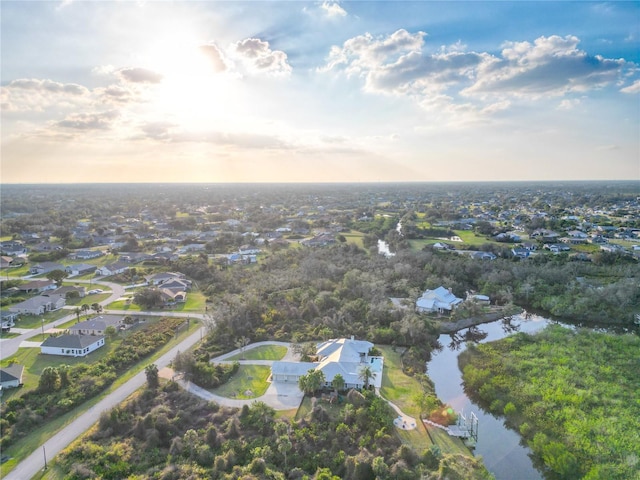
[225,344,287,361]
[210,365,271,399]
[377,345,470,455]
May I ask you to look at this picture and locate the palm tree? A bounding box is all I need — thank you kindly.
[91,303,103,315]
[73,307,81,323]
[358,365,376,390]
[81,303,90,318]
[332,373,345,393]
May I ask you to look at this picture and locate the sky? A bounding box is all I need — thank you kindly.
[1,1,639,184]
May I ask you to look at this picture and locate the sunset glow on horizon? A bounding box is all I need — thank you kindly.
[1,1,639,184]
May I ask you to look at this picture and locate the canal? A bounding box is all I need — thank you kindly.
[426,314,555,479]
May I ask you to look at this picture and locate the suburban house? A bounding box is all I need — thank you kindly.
[30,262,65,275]
[416,286,463,313]
[301,233,336,247]
[53,285,86,298]
[471,251,497,260]
[96,262,129,276]
[146,272,188,286]
[1,256,14,268]
[271,337,383,390]
[68,315,124,335]
[0,241,27,256]
[41,334,105,357]
[511,246,531,259]
[71,250,104,260]
[18,279,57,294]
[9,294,66,316]
[0,364,24,390]
[65,263,97,276]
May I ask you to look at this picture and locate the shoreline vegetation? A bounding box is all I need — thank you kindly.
[459,325,640,480]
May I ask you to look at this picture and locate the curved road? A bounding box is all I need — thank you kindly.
[3,326,206,480]
[0,278,125,359]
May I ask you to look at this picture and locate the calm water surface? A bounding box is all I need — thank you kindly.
[427,314,553,480]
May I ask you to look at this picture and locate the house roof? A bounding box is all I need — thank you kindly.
[19,279,56,290]
[416,286,462,311]
[271,361,317,376]
[68,315,123,332]
[314,338,378,387]
[41,334,104,349]
[10,294,65,310]
[0,365,24,383]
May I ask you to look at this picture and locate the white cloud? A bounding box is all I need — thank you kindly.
[321,30,632,122]
[6,78,88,96]
[56,110,119,130]
[233,38,292,76]
[621,79,640,94]
[321,1,347,18]
[557,98,581,110]
[117,67,163,84]
[199,43,228,73]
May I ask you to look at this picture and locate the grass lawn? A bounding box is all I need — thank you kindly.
[210,365,271,399]
[342,231,365,249]
[66,292,111,307]
[170,291,207,312]
[225,344,287,361]
[105,299,141,310]
[0,319,202,477]
[294,394,343,421]
[377,345,470,456]
[8,310,70,329]
[377,345,422,419]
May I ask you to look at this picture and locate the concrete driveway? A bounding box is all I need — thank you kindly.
[173,341,305,411]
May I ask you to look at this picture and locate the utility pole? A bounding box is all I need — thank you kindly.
[43,445,47,470]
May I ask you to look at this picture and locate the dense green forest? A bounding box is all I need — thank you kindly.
[178,243,637,365]
[57,381,492,479]
[460,326,640,480]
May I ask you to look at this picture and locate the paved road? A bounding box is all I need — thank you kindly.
[3,326,206,480]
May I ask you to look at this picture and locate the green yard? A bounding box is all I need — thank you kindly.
[377,345,470,455]
[209,364,271,399]
[225,344,287,361]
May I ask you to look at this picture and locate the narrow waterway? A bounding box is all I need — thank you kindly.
[427,313,553,480]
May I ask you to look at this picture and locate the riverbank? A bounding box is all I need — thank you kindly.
[437,306,523,334]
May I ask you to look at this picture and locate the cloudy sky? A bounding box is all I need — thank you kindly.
[1,1,638,183]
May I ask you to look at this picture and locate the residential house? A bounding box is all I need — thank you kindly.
[41,334,105,357]
[271,337,383,390]
[9,294,66,315]
[0,364,24,389]
[531,229,560,243]
[65,263,97,276]
[32,241,63,252]
[30,262,65,275]
[177,244,207,254]
[18,279,57,294]
[0,241,27,256]
[119,252,151,263]
[511,247,531,259]
[416,286,463,313]
[471,251,497,260]
[96,262,129,276]
[71,250,104,260]
[0,256,14,268]
[52,285,86,298]
[68,315,124,335]
[301,233,336,247]
[146,272,188,286]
